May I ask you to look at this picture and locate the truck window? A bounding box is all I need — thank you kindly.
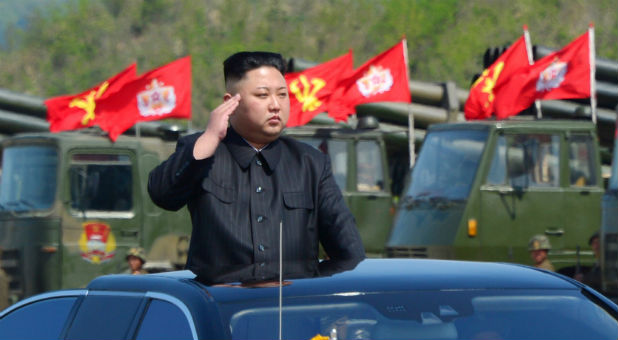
[298,138,348,191]
[568,134,598,187]
[356,140,384,192]
[408,129,487,200]
[487,134,560,188]
[69,154,133,212]
[0,145,57,211]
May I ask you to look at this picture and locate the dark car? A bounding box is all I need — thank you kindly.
[0,258,617,340]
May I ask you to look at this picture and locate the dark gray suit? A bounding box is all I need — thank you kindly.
[148,128,365,275]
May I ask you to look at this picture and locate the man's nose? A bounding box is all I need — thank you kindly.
[268,94,281,111]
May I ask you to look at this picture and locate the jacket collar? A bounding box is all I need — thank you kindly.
[225,127,281,171]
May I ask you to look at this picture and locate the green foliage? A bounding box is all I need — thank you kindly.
[0,0,615,127]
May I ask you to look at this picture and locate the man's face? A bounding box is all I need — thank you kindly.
[228,66,289,147]
[128,256,143,271]
[591,236,600,259]
[530,249,548,265]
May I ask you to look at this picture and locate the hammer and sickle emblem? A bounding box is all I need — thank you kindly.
[471,62,505,108]
[69,81,110,125]
[289,75,326,112]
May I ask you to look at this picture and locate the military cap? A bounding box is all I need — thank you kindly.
[528,234,551,251]
[589,230,600,246]
[126,247,146,263]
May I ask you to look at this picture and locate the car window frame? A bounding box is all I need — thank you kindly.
[140,292,198,340]
[0,289,86,340]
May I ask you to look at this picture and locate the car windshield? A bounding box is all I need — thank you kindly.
[222,288,618,340]
[406,129,487,201]
[0,145,58,211]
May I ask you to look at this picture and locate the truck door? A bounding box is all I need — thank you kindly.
[64,152,139,288]
[349,139,393,256]
[480,132,563,265]
[561,133,602,268]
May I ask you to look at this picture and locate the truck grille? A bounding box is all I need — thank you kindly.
[386,246,428,258]
[1,248,23,301]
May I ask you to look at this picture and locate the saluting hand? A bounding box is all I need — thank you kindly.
[193,94,241,160]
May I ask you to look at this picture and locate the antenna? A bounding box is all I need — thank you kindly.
[278,220,283,340]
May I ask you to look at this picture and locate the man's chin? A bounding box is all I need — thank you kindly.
[262,126,284,138]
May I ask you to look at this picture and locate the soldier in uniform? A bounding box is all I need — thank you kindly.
[528,234,555,271]
[581,231,602,292]
[0,248,9,310]
[125,247,148,275]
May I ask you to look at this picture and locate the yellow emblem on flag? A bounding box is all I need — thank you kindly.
[289,75,326,112]
[471,62,504,108]
[69,81,109,126]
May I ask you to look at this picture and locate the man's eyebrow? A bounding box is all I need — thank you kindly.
[254,86,288,91]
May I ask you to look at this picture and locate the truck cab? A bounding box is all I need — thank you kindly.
[285,118,409,257]
[601,127,618,298]
[387,119,603,271]
[0,130,192,302]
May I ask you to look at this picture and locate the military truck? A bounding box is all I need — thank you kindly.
[386,118,603,272]
[0,126,192,303]
[600,122,618,299]
[284,116,413,256]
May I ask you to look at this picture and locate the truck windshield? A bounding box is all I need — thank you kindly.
[610,137,618,191]
[69,154,133,212]
[298,138,348,191]
[0,145,58,211]
[407,130,487,200]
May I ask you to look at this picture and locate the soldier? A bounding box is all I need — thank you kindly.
[528,234,555,271]
[0,248,8,310]
[581,231,602,292]
[125,247,147,275]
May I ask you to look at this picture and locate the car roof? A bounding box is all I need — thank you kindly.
[86,259,578,303]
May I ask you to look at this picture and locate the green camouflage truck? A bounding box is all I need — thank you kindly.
[284,117,412,257]
[0,128,192,303]
[600,124,618,299]
[387,119,603,272]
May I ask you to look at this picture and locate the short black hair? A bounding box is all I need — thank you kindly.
[223,51,286,84]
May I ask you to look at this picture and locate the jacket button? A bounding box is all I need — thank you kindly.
[256,159,262,166]
[256,186,263,193]
[258,244,265,251]
[257,215,264,223]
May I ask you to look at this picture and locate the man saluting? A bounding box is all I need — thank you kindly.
[148,52,365,274]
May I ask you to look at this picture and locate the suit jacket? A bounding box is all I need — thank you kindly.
[148,128,365,274]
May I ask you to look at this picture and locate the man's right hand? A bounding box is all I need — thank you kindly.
[193,94,241,160]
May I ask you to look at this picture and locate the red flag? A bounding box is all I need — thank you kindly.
[285,52,353,127]
[97,56,192,141]
[464,35,529,120]
[329,40,411,122]
[494,31,591,118]
[45,64,137,132]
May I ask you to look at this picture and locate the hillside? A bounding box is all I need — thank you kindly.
[0,0,615,126]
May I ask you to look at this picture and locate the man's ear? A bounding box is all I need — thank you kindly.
[223,93,233,101]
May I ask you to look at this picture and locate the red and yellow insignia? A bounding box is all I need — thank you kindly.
[78,222,117,264]
[356,65,393,97]
[137,79,177,117]
[471,62,505,108]
[536,58,567,92]
[289,75,326,112]
[69,81,109,126]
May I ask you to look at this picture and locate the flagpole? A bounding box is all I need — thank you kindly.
[523,25,542,119]
[401,38,415,168]
[589,23,597,124]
